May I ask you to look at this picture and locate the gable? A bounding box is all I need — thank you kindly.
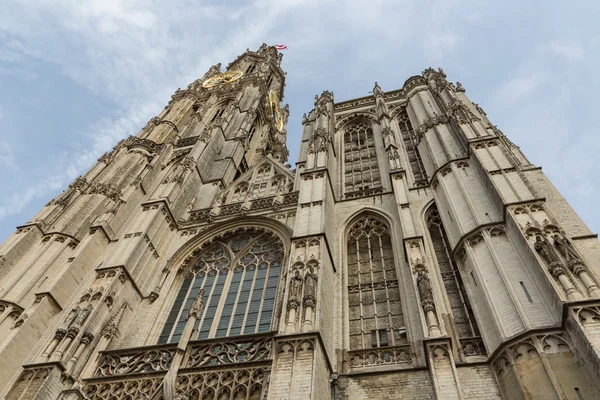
[218,156,295,206]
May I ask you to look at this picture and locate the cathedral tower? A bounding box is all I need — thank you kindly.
[0,48,599,400]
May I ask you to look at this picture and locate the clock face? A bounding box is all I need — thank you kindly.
[202,70,244,88]
[269,91,284,132]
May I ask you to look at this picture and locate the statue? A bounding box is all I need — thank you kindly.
[534,236,561,265]
[417,271,433,301]
[373,82,383,96]
[305,268,318,298]
[456,82,465,92]
[553,235,580,262]
[74,304,93,327]
[302,113,308,125]
[290,271,303,300]
[59,306,80,330]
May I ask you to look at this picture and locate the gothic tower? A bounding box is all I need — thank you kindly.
[0,48,599,400]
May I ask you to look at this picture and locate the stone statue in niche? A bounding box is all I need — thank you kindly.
[290,270,303,301]
[59,306,80,331]
[534,236,561,265]
[73,304,93,328]
[304,268,318,298]
[417,270,433,301]
[552,235,580,262]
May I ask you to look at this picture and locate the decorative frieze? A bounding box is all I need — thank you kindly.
[186,335,272,368]
[348,345,411,369]
[95,346,177,377]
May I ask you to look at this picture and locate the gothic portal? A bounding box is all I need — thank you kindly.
[1,44,600,400]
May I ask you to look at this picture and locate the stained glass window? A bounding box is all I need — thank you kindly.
[159,229,284,344]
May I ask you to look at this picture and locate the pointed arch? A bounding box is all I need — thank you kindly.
[157,218,291,344]
[424,202,480,338]
[340,117,382,196]
[344,211,406,350]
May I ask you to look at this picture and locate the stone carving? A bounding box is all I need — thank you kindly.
[73,304,93,328]
[553,235,580,263]
[461,337,487,357]
[95,346,176,377]
[304,268,318,299]
[534,236,561,266]
[59,306,80,331]
[348,345,411,368]
[187,288,205,320]
[186,335,272,368]
[417,270,433,302]
[289,270,303,304]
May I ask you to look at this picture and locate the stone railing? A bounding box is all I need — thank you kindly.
[94,344,177,378]
[344,187,385,200]
[174,136,199,148]
[282,192,299,205]
[460,336,487,357]
[250,197,275,210]
[185,333,272,368]
[348,344,412,369]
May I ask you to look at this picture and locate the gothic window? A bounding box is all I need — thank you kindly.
[343,120,381,195]
[269,175,285,196]
[230,182,249,203]
[266,75,274,88]
[347,215,405,350]
[397,109,428,185]
[246,63,256,74]
[249,164,271,199]
[159,229,284,344]
[426,205,479,338]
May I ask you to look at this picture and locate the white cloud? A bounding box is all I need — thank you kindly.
[0,0,599,238]
[0,142,16,170]
[547,40,586,61]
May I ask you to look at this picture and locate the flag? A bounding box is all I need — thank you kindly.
[274,44,288,51]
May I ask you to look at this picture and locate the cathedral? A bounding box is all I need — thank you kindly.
[1,43,600,400]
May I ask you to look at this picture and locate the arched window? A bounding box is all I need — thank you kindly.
[347,215,405,350]
[426,205,479,338]
[269,175,285,196]
[159,228,284,344]
[246,63,256,74]
[250,164,271,199]
[343,120,381,195]
[230,182,249,203]
[397,109,427,185]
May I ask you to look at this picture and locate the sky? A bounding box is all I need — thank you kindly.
[0,0,599,242]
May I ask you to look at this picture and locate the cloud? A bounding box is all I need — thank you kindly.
[547,40,586,61]
[0,0,599,240]
[0,142,16,170]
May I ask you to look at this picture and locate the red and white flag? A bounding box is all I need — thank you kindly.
[274,44,288,50]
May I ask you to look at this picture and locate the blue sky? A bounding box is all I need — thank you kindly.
[1,0,599,241]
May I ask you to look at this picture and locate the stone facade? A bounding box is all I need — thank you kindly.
[0,45,599,399]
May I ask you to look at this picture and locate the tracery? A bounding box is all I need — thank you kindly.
[346,215,406,349]
[426,205,479,338]
[343,121,381,195]
[397,109,428,185]
[159,228,284,344]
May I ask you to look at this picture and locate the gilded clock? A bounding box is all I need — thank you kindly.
[269,91,284,132]
[202,70,244,88]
